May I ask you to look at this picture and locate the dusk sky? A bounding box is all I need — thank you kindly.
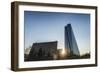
[24,11,90,55]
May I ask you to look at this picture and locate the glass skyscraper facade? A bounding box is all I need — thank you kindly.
[65,24,80,56]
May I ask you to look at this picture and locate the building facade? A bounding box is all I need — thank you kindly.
[27,41,57,61]
[65,24,80,56]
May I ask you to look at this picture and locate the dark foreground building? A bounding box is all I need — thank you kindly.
[27,41,57,61]
[65,24,80,57]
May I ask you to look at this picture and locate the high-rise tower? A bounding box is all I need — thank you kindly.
[65,24,80,56]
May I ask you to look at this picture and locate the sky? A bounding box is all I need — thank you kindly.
[24,11,90,55]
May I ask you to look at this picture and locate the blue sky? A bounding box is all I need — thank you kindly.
[24,11,90,55]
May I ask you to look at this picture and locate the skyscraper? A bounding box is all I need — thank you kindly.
[65,24,80,56]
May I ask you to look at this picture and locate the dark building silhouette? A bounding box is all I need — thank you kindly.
[65,24,80,56]
[27,41,57,61]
